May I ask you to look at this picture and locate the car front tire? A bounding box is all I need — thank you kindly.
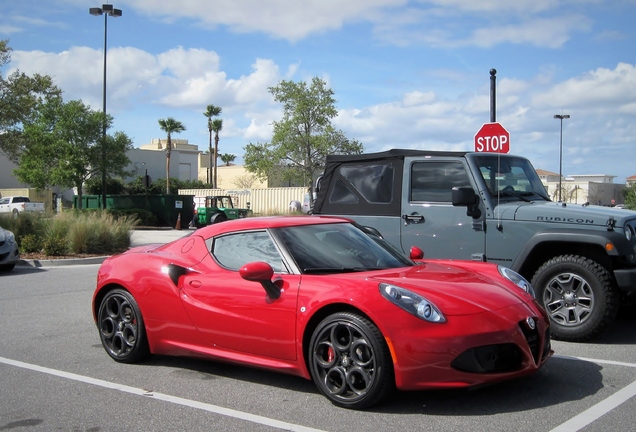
[308,312,394,409]
[97,288,150,363]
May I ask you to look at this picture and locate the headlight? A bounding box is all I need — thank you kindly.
[498,266,535,298]
[625,225,633,241]
[379,283,446,323]
[6,231,16,244]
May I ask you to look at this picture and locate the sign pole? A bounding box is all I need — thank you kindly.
[490,69,497,123]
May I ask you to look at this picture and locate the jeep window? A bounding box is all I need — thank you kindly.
[330,163,394,204]
[474,155,550,200]
[410,161,471,202]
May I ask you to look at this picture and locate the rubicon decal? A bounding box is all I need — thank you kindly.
[536,217,595,224]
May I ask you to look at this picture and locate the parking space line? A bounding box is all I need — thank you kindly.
[550,354,636,431]
[549,379,636,432]
[0,356,326,432]
[554,354,636,369]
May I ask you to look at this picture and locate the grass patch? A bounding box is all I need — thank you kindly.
[1,210,139,256]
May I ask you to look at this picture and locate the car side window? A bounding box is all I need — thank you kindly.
[212,231,284,273]
[410,161,471,203]
[0,198,8,205]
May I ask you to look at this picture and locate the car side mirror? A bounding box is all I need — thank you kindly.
[239,261,282,300]
[409,246,424,260]
[452,187,481,219]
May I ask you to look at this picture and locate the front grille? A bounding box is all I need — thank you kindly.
[542,328,551,361]
[519,319,540,363]
[451,343,523,373]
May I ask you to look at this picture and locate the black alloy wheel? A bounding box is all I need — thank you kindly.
[97,288,150,363]
[308,312,394,409]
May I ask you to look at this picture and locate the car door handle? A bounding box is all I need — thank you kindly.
[189,280,202,288]
[402,213,424,223]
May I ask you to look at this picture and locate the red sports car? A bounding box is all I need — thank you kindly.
[93,216,552,409]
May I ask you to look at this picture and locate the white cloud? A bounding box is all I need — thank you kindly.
[126,0,406,42]
[532,63,636,111]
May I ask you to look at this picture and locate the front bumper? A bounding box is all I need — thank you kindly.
[614,267,636,293]
[0,243,20,267]
[386,301,552,391]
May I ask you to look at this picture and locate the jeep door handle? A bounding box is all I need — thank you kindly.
[402,213,424,223]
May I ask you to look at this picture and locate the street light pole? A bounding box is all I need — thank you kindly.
[554,114,570,202]
[89,4,122,210]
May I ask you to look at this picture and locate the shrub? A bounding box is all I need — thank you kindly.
[20,233,43,253]
[42,214,72,256]
[19,210,140,256]
[65,211,138,255]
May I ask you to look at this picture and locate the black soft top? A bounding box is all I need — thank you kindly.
[324,149,467,163]
[314,149,469,216]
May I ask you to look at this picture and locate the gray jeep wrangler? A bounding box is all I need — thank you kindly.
[312,149,636,341]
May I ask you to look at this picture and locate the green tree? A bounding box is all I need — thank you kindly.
[203,105,222,187]
[220,153,236,166]
[158,117,186,194]
[624,183,636,210]
[0,39,62,160]
[244,77,363,189]
[15,99,132,208]
[85,176,127,195]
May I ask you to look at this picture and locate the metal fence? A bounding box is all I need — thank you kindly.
[179,187,308,215]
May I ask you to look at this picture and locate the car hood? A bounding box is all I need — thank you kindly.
[365,262,531,316]
[494,200,636,227]
[0,227,11,243]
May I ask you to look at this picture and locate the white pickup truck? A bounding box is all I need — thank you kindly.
[0,196,46,217]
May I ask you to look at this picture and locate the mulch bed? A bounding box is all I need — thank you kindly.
[21,252,109,260]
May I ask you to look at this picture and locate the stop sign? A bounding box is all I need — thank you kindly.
[474,122,510,153]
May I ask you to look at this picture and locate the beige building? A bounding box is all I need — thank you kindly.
[536,169,626,206]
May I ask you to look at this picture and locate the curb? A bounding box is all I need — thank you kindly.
[18,256,109,268]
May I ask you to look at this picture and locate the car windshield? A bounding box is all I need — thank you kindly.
[275,222,414,274]
[473,155,551,201]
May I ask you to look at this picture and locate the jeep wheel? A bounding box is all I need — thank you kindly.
[531,254,618,342]
[211,213,227,224]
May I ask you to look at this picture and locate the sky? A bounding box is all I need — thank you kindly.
[2,0,635,182]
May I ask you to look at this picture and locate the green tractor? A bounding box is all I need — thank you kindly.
[191,195,252,228]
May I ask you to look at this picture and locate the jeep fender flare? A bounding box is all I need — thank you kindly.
[511,228,632,274]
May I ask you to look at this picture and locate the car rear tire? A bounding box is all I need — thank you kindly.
[531,254,618,342]
[308,312,394,409]
[97,288,150,363]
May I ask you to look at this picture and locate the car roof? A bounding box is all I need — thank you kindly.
[195,215,352,236]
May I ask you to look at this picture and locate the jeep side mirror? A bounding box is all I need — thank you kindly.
[452,187,481,219]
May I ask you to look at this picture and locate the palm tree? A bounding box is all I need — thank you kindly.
[157,117,186,194]
[220,153,236,166]
[203,105,222,187]
[211,118,223,187]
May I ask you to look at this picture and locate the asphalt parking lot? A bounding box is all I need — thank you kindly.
[4,228,636,431]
